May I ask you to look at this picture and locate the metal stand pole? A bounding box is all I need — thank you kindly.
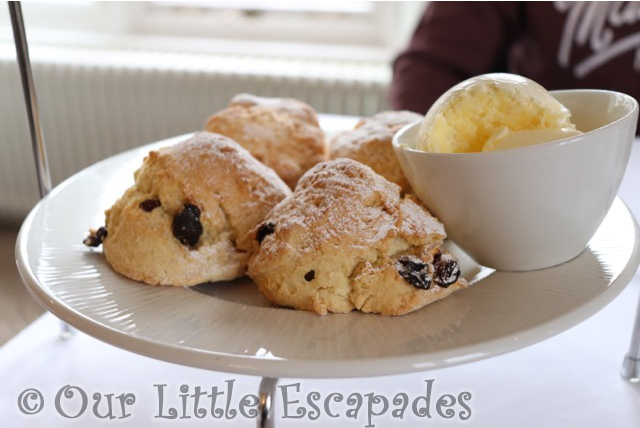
[257,377,279,428]
[8,1,74,339]
[621,289,640,381]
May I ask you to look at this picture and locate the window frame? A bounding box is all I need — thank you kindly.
[0,1,425,62]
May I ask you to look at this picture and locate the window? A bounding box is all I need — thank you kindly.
[0,1,425,62]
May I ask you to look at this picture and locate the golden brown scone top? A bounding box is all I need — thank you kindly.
[355,110,423,132]
[103,132,291,286]
[205,94,327,188]
[137,132,291,239]
[254,157,444,251]
[330,110,423,193]
[230,93,319,126]
[246,158,467,316]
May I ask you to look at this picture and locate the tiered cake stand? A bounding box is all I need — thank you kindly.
[9,3,640,427]
[14,135,640,426]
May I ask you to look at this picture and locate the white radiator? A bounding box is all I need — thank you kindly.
[0,45,390,221]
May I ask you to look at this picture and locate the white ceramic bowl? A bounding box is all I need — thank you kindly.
[393,89,638,271]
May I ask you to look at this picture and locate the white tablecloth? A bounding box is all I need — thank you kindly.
[2,138,639,427]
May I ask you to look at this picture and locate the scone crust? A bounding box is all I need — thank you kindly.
[246,158,467,315]
[355,110,424,133]
[103,132,291,286]
[330,110,422,192]
[205,94,327,188]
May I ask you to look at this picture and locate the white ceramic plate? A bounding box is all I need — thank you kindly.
[16,133,640,379]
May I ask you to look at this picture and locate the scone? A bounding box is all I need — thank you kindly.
[329,110,422,193]
[245,158,467,316]
[205,93,327,188]
[86,132,291,286]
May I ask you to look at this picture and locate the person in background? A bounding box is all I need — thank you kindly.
[389,1,640,133]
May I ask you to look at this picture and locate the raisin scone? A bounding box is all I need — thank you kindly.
[245,158,467,316]
[329,110,422,193]
[205,93,327,188]
[85,132,291,286]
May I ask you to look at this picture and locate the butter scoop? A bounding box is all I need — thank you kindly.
[418,73,580,153]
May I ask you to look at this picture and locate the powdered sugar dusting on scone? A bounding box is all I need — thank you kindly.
[355,110,423,132]
[102,132,291,286]
[205,94,327,188]
[247,158,467,316]
[230,93,319,126]
[329,111,423,192]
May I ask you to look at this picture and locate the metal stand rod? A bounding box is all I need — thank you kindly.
[8,1,51,196]
[621,288,640,381]
[257,377,279,428]
[8,1,73,339]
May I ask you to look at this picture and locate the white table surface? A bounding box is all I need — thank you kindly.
[2,138,640,427]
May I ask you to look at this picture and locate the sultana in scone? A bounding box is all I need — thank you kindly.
[329,110,422,193]
[88,132,291,286]
[245,158,467,315]
[205,93,328,188]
